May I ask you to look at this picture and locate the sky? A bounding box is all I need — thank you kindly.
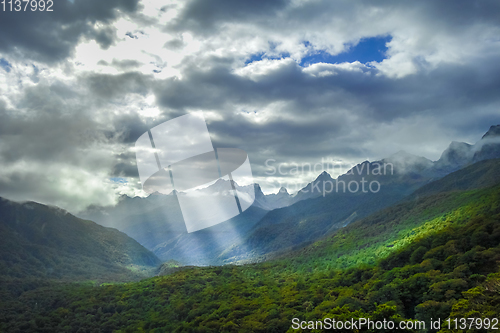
[1,0,500,212]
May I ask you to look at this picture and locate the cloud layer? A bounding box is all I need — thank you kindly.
[1,0,500,211]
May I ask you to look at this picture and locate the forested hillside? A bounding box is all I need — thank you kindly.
[1,181,499,332]
[0,197,161,283]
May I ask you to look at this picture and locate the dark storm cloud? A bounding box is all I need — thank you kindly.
[164,38,185,50]
[154,57,500,124]
[168,0,288,34]
[415,0,500,27]
[0,83,103,165]
[111,111,170,144]
[151,64,370,177]
[112,59,142,70]
[0,0,140,62]
[83,72,152,99]
[149,44,500,179]
[92,26,118,50]
[153,59,314,110]
[112,151,140,178]
[171,0,500,35]
[0,83,118,210]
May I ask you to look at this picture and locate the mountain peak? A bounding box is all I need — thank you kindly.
[150,191,168,196]
[481,125,500,139]
[473,125,500,163]
[382,150,433,175]
[435,141,474,173]
[278,186,289,195]
[253,183,265,196]
[439,141,473,158]
[315,171,333,181]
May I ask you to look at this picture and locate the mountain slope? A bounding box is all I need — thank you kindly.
[219,184,404,263]
[411,158,500,199]
[289,171,336,203]
[0,197,161,282]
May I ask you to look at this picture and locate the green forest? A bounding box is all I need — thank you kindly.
[1,183,499,332]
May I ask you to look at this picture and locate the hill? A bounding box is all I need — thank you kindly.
[0,197,161,282]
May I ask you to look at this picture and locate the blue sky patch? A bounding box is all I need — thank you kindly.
[245,52,291,65]
[110,177,128,184]
[245,52,265,65]
[0,58,12,73]
[300,35,392,66]
[245,41,292,65]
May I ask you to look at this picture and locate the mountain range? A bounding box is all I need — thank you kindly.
[78,125,500,265]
